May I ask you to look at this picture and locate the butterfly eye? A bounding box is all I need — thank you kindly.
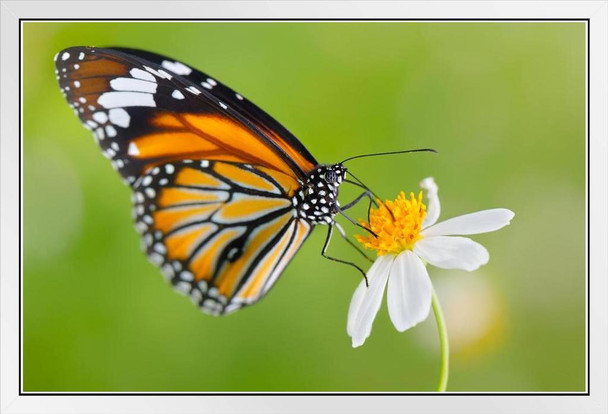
[324,170,338,183]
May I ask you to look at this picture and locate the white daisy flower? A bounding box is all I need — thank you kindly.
[348,177,514,348]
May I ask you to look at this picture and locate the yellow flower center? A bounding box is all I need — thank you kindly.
[356,191,427,256]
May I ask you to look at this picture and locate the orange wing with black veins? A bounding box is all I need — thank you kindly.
[133,159,311,315]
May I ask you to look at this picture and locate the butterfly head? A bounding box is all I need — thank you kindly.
[295,164,346,224]
[322,164,346,185]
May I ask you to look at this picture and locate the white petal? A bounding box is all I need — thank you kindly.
[420,177,440,229]
[387,251,433,332]
[347,255,394,347]
[421,208,514,237]
[347,257,391,338]
[414,236,489,271]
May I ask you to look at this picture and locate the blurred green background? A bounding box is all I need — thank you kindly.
[23,22,586,392]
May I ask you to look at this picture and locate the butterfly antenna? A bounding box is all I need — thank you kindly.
[345,171,380,200]
[340,148,437,164]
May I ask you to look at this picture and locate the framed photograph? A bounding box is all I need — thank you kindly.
[1,1,606,413]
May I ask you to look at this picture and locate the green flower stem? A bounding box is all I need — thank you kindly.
[431,287,449,392]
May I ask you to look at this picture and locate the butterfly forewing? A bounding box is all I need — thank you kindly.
[133,160,311,314]
[55,46,316,185]
[111,47,318,176]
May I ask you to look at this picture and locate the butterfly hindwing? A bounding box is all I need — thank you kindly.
[55,46,316,185]
[133,160,311,315]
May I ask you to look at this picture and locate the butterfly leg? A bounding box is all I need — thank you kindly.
[321,224,370,287]
[341,183,396,223]
[334,222,374,263]
[339,189,375,224]
[340,190,374,211]
[336,207,378,238]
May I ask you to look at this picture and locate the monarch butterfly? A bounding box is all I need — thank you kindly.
[55,46,432,315]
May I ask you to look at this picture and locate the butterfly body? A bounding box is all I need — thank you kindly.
[55,46,358,315]
[294,164,346,225]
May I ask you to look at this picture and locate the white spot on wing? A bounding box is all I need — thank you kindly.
[173,261,183,272]
[94,128,105,141]
[130,68,156,82]
[149,252,164,266]
[108,108,130,128]
[191,289,202,304]
[171,90,185,100]
[161,60,192,75]
[186,86,201,95]
[105,125,117,137]
[98,92,156,109]
[128,142,140,156]
[162,264,174,281]
[110,77,158,93]
[92,112,108,124]
[175,281,191,295]
[157,69,172,79]
[180,271,194,281]
[154,243,166,254]
[143,65,163,78]
[61,52,70,61]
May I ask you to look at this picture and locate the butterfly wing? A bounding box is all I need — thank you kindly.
[134,159,311,314]
[111,47,318,176]
[54,46,317,186]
